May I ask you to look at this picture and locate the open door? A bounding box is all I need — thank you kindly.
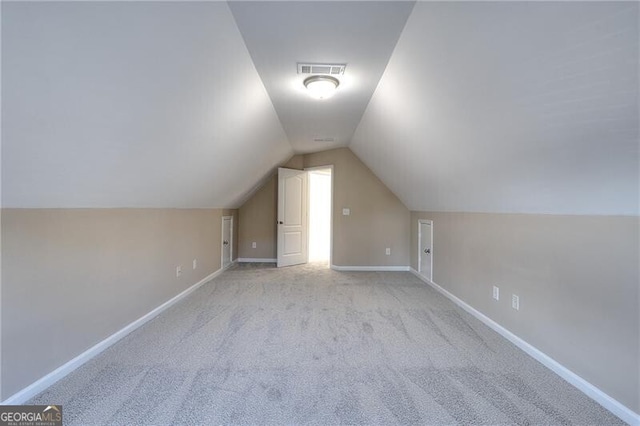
[277,167,308,267]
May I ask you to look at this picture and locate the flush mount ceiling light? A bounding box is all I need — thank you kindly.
[303,75,340,100]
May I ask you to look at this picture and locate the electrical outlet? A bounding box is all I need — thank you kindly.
[493,286,499,301]
[512,294,520,310]
[176,265,182,278]
[342,208,350,216]
[385,248,391,255]
[193,259,197,270]
[252,242,257,249]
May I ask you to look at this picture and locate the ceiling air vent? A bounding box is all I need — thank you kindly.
[313,137,336,142]
[298,63,346,75]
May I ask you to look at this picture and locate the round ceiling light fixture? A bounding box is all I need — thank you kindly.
[303,75,340,100]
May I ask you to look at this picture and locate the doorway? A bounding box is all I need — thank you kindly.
[307,167,332,266]
[222,216,233,269]
[418,220,433,281]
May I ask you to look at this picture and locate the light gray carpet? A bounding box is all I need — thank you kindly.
[30,262,624,425]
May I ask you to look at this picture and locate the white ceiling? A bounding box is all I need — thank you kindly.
[229,1,415,153]
[2,1,638,214]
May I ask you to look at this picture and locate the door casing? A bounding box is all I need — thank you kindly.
[305,165,333,266]
[221,216,233,269]
[418,219,433,281]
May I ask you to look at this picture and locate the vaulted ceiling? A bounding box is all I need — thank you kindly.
[2,1,638,215]
[228,1,414,153]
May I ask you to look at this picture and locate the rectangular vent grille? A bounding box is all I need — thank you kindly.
[297,63,346,75]
[313,137,336,142]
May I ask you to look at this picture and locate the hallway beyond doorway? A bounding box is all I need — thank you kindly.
[308,168,332,264]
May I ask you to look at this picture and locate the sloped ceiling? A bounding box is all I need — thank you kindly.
[2,1,638,214]
[2,2,292,208]
[351,1,639,215]
[228,1,414,153]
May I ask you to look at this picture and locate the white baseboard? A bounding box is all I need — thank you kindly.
[331,265,410,272]
[2,267,225,405]
[409,268,640,426]
[237,258,276,263]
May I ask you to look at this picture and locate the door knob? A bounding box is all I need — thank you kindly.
[278,221,284,224]
[424,248,431,254]
[223,240,229,245]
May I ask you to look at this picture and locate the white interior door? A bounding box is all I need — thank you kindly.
[222,216,232,269]
[277,167,308,267]
[419,220,432,281]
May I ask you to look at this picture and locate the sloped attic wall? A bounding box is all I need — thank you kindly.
[2,2,292,208]
[352,1,638,216]
[351,1,639,415]
[1,2,291,400]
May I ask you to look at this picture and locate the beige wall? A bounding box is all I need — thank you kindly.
[283,154,304,170]
[1,208,223,399]
[305,148,409,266]
[237,148,410,266]
[410,211,640,413]
[238,176,277,259]
[237,155,304,260]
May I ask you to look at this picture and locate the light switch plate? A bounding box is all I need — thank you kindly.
[342,208,350,216]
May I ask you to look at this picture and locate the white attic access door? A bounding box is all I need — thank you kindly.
[277,168,308,267]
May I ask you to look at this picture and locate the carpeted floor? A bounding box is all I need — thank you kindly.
[30,262,624,425]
